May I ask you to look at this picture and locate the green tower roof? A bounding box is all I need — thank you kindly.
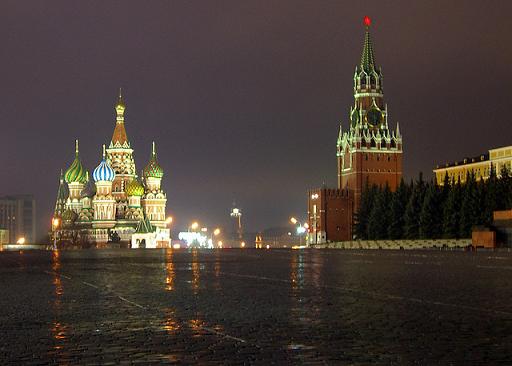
[64,140,88,184]
[143,141,164,179]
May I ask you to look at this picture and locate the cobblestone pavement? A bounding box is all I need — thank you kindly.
[1,249,512,365]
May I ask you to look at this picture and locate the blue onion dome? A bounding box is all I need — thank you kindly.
[93,145,116,182]
[125,178,144,197]
[143,141,164,179]
[80,172,97,198]
[65,140,88,184]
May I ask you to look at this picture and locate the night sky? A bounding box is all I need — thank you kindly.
[2,1,512,239]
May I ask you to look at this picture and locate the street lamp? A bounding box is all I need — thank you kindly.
[218,240,223,248]
[165,216,173,225]
[17,237,25,245]
[190,222,199,231]
[211,228,221,247]
[52,218,60,250]
[290,217,307,246]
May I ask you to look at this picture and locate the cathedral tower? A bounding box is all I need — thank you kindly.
[337,16,403,209]
[92,145,116,228]
[141,142,167,227]
[64,139,87,214]
[106,89,137,201]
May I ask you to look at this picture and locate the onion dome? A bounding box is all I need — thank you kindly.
[64,140,88,184]
[93,145,116,182]
[115,87,125,116]
[143,142,164,179]
[62,208,78,224]
[125,178,144,197]
[80,172,97,198]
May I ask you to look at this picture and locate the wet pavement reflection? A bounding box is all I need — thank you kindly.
[1,248,512,364]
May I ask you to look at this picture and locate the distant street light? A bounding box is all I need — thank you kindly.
[241,241,246,248]
[190,222,199,231]
[289,217,307,246]
[17,237,25,245]
[218,241,223,248]
[165,216,173,225]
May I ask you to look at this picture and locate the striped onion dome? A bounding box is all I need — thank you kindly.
[93,145,115,182]
[143,141,164,179]
[125,178,144,197]
[64,140,88,184]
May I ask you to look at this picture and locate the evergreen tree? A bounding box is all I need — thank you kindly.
[404,174,425,239]
[482,163,497,225]
[497,165,512,210]
[459,172,480,237]
[419,181,442,239]
[388,179,408,239]
[354,182,377,239]
[368,184,392,240]
[443,178,461,238]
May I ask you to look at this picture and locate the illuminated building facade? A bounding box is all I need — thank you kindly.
[434,146,512,185]
[51,91,170,246]
[0,195,36,244]
[308,17,403,243]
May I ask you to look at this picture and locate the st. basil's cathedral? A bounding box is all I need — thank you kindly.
[51,91,170,247]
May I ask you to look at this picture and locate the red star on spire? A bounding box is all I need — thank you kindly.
[364,16,371,27]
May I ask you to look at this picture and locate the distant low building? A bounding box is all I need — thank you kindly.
[433,146,512,185]
[0,229,9,245]
[0,195,36,243]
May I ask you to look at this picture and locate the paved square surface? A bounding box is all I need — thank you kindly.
[1,248,512,364]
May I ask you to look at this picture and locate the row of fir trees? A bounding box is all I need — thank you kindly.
[354,165,512,240]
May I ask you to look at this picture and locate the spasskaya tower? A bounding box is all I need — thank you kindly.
[337,16,403,209]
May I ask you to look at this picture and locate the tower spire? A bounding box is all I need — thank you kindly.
[75,139,79,156]
[102,144,106,159]
[360,16,376,72]
[152,141,156,157]
[111,89,130,147]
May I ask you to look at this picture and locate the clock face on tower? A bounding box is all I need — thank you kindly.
[366,107,382,127]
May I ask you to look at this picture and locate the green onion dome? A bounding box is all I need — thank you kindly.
[65,140,87,184]
[62,208,78,224]
[143,142,164,179]
[125,178,145,197]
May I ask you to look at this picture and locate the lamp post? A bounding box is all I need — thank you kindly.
[211,228,220,248]
[52,218,60,250]
[290,217,307,246]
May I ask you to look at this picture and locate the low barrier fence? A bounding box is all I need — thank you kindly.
[311,239,472,250]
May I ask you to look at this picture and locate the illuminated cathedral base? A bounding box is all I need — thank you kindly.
[51,91,171,247]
